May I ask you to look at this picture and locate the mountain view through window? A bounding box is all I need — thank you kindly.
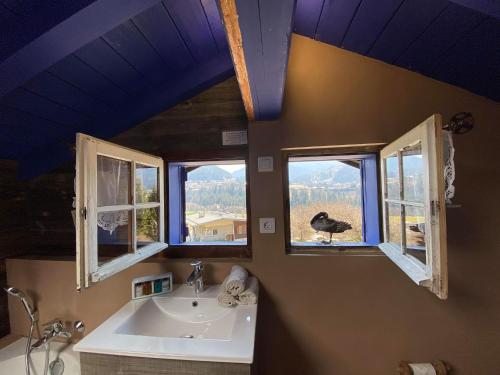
[184,163,247,244]
[288,159,363,244]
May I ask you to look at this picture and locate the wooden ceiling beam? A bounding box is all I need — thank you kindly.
[219,0,296,121]
[219,0,255,121]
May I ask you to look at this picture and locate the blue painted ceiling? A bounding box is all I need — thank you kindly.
[294,0,500,101]
[0,0,499,177]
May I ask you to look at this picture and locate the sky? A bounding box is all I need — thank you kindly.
[218,164,245,173]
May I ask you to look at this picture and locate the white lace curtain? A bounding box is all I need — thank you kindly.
[96,157,130,234]
[443,130,455,204]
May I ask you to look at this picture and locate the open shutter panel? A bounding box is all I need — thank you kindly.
[75,133,167,291]
[379,114,448,299]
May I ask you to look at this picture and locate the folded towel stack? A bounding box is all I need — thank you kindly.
[217,282,238,307]
[217,265,258,307]
[225,265,248,296]
[237,276,258,305]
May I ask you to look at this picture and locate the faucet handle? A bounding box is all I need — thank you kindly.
[190,260,203,271]
[42,319,64,331]
[42,319,62,326]
[73,320,85,333]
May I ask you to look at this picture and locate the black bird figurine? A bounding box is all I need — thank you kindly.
[310,212,352,244]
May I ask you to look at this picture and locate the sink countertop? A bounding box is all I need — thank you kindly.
[73,281,258,364]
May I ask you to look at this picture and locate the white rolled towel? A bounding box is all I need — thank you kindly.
[236,277,258,305]
[225,265,248,296]
[217,291,237,307]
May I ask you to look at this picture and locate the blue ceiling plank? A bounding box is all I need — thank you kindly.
[448,0,500,19]
[1,0,39,17]
[23,71,115,119]
[0,0,161,99]
[48,55,131,110]
[75,38,151,95]
[294,0,325,38]
[0,106,75,141]
[430,17,500,101]
[369,0,449,63]
[395,4,485,74]
[0,137,36,159]
[95,53,235,140]
[235,0,297,120]
[132,3,196,73]
[0,0,95,61]
[2,89,91,129]
[18,142,74,178]
[163,0,219,63]
[316,0,363,47]
[0,106,70,134]
[201,0,229,52]
[342,0,405,54]
[0,121,57,150]
[18,52,235,179]
[102,21,172,86]
[0,3,16,19]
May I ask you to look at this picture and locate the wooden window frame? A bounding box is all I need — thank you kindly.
[379,114,447,299]
[160,148,252,259]
[282,144,384,256]
[75,133,167,290]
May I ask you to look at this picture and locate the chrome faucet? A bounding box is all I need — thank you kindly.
[31,320,85,351]
[186,260,204,295]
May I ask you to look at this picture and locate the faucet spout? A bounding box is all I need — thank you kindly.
[186,260,204,295]
[30,320,73,352]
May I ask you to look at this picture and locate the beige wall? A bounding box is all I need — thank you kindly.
[7,34,500,374]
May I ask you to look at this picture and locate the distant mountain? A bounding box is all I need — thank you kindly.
[232,168,246,181]
[386,155,423,178]
[289,161,360,185]
[187,166,232,181]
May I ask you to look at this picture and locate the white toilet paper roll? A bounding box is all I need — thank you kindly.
[409,363,437,375]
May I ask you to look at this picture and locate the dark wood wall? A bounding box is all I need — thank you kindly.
[0,77,246,337]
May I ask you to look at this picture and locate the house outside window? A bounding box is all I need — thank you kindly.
[168,160,249,247]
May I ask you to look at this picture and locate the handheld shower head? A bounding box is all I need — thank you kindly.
[4,285,38,322]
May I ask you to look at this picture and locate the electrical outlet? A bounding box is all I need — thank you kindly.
[259,218,275,234]
[257,156,274,172]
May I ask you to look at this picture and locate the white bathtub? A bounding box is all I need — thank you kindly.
[0,337,80,375]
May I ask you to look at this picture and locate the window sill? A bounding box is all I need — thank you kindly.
[172,241,248,246]
[287,244,383,256]
[157,244,251,259]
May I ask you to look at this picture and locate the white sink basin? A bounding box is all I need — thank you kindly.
[114,293,236,340]
[74,281,258,363]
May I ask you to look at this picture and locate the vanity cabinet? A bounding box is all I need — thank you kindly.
[80,353,252,375]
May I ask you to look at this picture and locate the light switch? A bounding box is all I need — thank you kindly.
[258,156,273,172]
[259,218,275,234]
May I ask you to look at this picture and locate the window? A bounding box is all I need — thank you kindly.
[380,114,447,299]
[283,115,448,299]
[168,160,249,248]
[284,153,380,248]
[75,133,166,290]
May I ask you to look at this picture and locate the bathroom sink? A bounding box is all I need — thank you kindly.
[114,292,236,340]
[73,281,258,363]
